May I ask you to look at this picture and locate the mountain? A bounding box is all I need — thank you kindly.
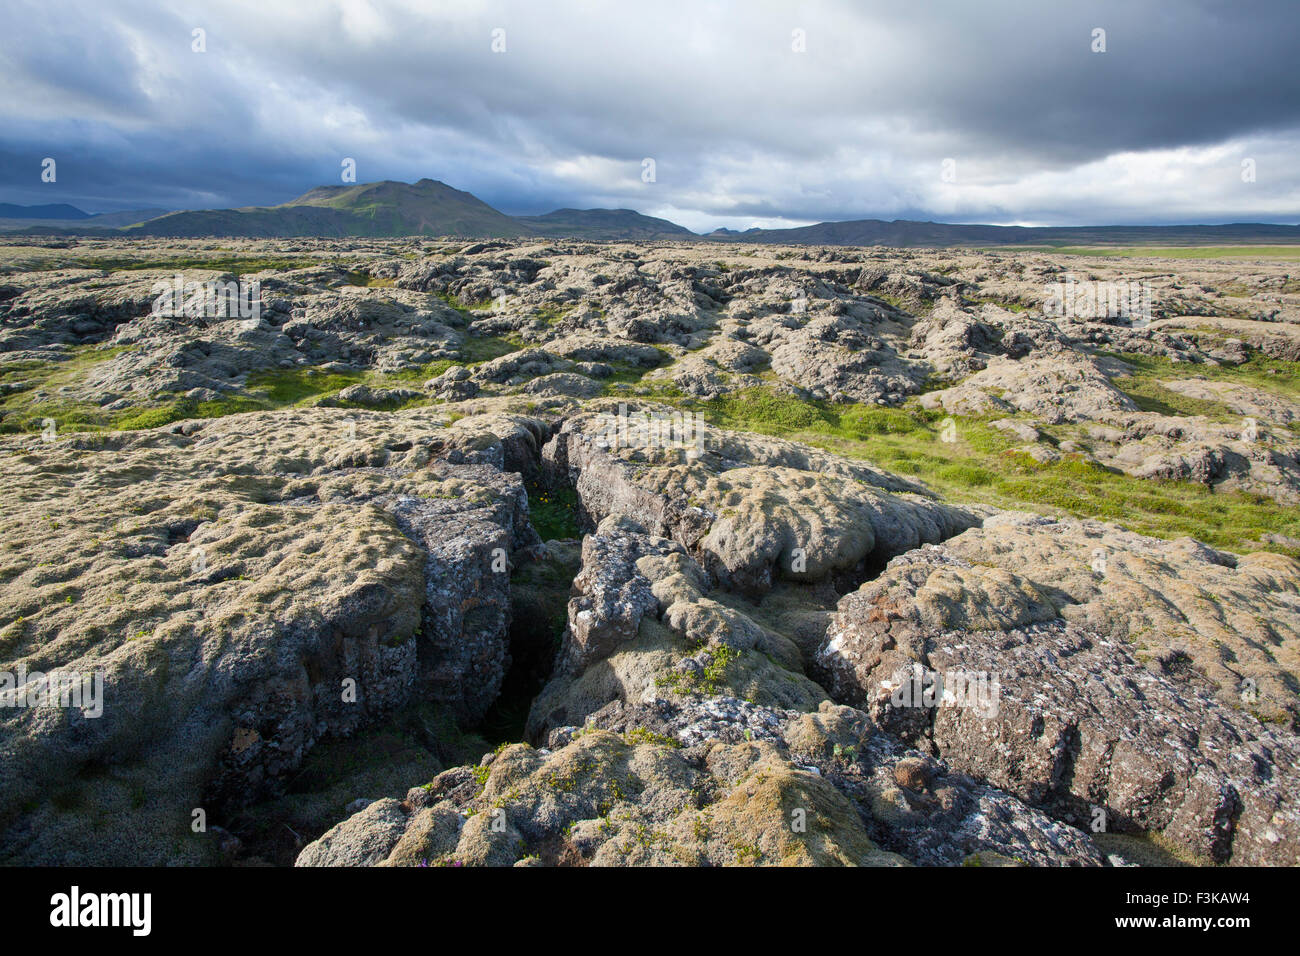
[0,202,91,220]
[709,218,1300,247]
[515,208,695,240]
[127,179,531,239]
[4,178,1298,245]
[0,208,173,233]
[79,208,172,228]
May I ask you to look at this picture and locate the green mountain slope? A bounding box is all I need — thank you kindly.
[129,179,532,239]
[515,207,695,239]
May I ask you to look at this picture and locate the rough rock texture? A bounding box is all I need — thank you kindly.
[0,406,538,864]
[963,352,1140,423]
[301,518,1104,868]
[816,529,1300,865]
[946,512,1300,723]
[5,238,1299,510]
[4,237,1299,868]
[542,406,980,595]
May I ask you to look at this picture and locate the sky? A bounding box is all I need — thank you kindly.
[2,0,1298,231]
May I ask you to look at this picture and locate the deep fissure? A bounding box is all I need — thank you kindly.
[211,417,983,865]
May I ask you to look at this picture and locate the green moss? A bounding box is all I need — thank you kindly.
[2,358,457,436]
[114,404,197,430]
[535,303,574,326]
[246,367,365,404]
[344,270,396,288]
[640,384,1300,557]
[968,296,1030,313]
[67,255,318,275]
[384,360,457,383]
[867,292,934,316]
[623,728,682,749]
[839,404,931,437]
[1098,350,1300,402]
[0,344,135,433]
[657,644,740,696]
[459,334,523,364]
[110,368,354,431]
[702,388,833,432]
[435,292,496,313]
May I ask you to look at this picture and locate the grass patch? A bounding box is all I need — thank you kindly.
[968,296,1030,313]
[1100,350,1300,421]
[866,292,933,316]
[245,366,365,404]
[526,481,581,540]
[535,303,574,326]
[1108,375,1239,419]
[69,256,319,274]
[435,292,496,313]
[0,344,134,433]
[998,245,1300,260]
[460,334,523,364]
[0,357,445,436]
[385,360,457,383]
[644,385,1300,557]
[697,387,938,439]
[344,270,396,288]
[597,361,657,391]
[702,387,836,432]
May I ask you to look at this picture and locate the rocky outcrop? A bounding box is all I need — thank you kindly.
[954,353,1139,425]
[541,406,980,594]
[300,517,1106,868]
[816,525,1300,865]
[0,407,538,864]
[4,237,1299,869]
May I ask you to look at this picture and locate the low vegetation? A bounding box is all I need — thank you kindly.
[1100,350,1300,402]
[526,481,581,540]
[673,386,1300,557]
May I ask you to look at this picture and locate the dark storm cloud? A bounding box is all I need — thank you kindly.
[1,0,1297,228]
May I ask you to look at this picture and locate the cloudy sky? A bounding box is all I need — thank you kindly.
[2,0,1298,231]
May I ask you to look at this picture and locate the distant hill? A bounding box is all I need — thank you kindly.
[13,182,693,240]
[81,208,172,228]
[3,179,1297,246]
[127,179,531,239]
[711,218,1300,247]
[0,202,91,220]
[0,208,172,233]
[515,208,695,240]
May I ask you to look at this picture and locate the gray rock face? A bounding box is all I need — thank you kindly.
[957,353,1140,425]
[0,269,164,351]
[303,520,1105,868]
[332,383,424,407]
[556,518,680,675]
[383,461,537,723]
[0,407,537,864]
[5,237,1300,868]
[816,542,1300,865]
[542,407,979,595]
[295,797,409,867]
